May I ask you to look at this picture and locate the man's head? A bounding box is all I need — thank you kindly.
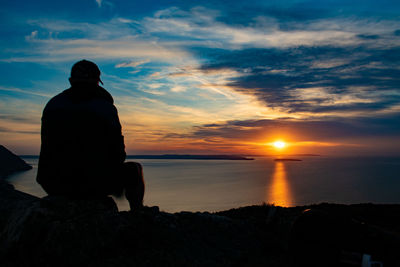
[69,60,104,86]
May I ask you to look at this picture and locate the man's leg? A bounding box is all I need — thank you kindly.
[122,162,145,210]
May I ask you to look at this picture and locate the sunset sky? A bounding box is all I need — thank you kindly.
[1,0,399,156]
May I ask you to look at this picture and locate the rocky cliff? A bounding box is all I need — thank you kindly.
[0,145,32,178]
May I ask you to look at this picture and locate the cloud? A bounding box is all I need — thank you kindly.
[25,30,38,41]
[184,115,400,144]
[170,85,186,92]
[7,7,400,68]
[95,0,113,8]
[144,7,400,49]
[4,19,191,64]
[0,126,39,135]
[0,86,52,98]
[196,45,400,115]
[12,6,399,65]
[5,38,190,63]
[0,115,32,123]
[145,13,354,49]
[115,60,150,68]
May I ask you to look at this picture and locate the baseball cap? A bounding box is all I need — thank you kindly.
[70,60,104,85]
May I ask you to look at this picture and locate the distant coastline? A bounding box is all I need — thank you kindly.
[21,155,254,160]
[20,154,320,160]
[126,155,254,160]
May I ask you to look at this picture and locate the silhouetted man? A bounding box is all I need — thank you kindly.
[37,60,144,210]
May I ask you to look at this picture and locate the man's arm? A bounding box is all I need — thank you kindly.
[108,104,126,164]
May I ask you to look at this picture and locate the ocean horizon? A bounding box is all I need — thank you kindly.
[6,155,400,212]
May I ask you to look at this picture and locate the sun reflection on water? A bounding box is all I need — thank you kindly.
[267,162,292,207]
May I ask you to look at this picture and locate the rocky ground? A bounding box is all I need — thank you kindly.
[1,178,400,267]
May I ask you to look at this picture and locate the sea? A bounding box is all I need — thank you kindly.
[6,156,400,212]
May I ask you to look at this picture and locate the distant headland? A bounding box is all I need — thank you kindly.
[0,145,32,178]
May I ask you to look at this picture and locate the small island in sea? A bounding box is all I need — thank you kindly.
[126,154,254,160]
[274,158,302,162]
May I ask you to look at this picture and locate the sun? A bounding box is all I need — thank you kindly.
[273,141,286,149]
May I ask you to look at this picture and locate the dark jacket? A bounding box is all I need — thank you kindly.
[36,84,126,196]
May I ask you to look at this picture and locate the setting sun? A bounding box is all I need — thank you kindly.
[273,141,286,149]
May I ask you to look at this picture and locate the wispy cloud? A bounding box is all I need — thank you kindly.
[0,126,39,135]
[170,85,186,92]
[5,38,190,63]
[7,7,399,65]
[0,85,52,98]
[115,59,150,68]
[144,7,400,49]
[95,0,113,9]
[2,18,190,64]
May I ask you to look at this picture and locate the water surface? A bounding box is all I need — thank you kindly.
[7,156,400,212]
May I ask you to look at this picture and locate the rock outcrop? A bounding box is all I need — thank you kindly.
[1,178,400,267]
[0,179,288,266]
[0,145,32,178]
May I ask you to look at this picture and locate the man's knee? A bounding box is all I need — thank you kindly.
[123,162,143,184]
[123,161,145,210]
[123,161,142,173]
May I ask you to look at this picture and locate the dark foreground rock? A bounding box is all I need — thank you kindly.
[0,145,32,178]
[1,179,400,267]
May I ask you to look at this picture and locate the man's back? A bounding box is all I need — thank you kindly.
[37,83,126,196]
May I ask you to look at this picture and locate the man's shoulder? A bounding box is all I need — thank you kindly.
[46,87,114,107]
[44,88,118,120]
[44,89,71,109]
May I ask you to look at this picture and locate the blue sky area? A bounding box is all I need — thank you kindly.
[1,0,400,155]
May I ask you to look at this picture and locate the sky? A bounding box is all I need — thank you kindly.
[0,0,399,156]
